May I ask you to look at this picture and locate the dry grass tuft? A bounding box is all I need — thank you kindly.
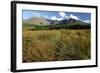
[22,29,91,62]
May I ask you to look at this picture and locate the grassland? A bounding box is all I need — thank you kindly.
[22,29,91,62]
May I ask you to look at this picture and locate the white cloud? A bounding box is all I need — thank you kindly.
[59,12,66,17]
[48,13,81,21]
[57,18,63,21]
[83,20,90,23]
[59,12,79,20]
[69,14,79,20]
[51,16,63,21]
[44,16,49,19]
[51,16,57,20]
[65,16,69,19]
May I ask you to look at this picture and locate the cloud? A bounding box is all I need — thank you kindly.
[59,12,66,17]
[44,15,49,19]
[65,16,69,19]
[57,18,63,21]
[51,16,57,20]
[50,14,80,21]
[51,16,63,21]
[69,14,79,20]
[59,12,79,20]
[83,20,90,23]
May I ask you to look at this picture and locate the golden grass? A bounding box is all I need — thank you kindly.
[22,29,91,62]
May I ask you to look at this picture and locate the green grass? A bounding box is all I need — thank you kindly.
[23,23,91,30]
[22,29,91,62]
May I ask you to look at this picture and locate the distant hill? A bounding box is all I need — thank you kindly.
[23,17,49,25]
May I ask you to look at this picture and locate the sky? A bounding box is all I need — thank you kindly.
[22,10,91,23]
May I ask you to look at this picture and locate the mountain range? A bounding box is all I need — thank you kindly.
[23,17,90,25]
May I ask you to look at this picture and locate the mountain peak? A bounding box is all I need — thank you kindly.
[68,18,77,22]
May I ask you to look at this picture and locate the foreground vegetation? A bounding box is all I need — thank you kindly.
[22,29,91,62]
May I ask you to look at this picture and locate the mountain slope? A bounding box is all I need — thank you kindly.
[67,18,90,25]
[23,17,49,25]
[23,17,90,30]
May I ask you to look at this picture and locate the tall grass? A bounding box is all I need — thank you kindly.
[22,29,91,62]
